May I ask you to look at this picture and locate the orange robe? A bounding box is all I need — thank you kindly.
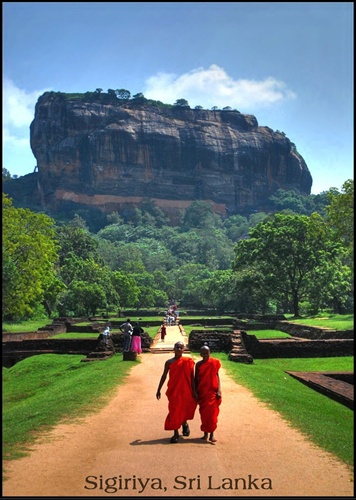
[164,357,196,430]
[196,357,221,433]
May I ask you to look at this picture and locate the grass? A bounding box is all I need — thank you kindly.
[2,319,49,333]
[3,315,354,469]
[248,329,291,339]
[2,353,137,463]
[211,354,354,467]
[285,313,354,331]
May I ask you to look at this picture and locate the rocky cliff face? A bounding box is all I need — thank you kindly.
[29,92,312,216]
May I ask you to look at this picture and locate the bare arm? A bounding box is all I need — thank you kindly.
[194,361,201,397]
[216,372,221,399]
[191,367,198,400]
[156,360,170,400]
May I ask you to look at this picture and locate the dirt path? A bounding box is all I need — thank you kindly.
[2,326,354,497]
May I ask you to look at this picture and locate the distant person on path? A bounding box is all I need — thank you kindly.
[160,323,167,341]
[195,344,222,442]
[103,326,110,340]
[156,341,197,443]
[120,318,133,352]
[131,322,144,354]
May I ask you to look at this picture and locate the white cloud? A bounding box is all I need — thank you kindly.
[2,127,30,150]
[2,78,50,128]
[2,79,51,176]
[144,64,296,110]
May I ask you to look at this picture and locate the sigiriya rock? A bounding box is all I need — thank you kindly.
[6,91,313,218]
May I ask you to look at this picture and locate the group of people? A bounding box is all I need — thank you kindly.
[156,341,221,443]
[165,301,179,326]
[165,313,177,326]
[119,318,144,354]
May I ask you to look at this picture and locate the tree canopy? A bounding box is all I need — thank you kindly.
[2,180,353,319]
[233,212,350,316]
[2,194,59,319]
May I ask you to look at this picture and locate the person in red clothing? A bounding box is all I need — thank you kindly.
[195,344,222,442]
[156,341,197,443]
[160,323,166,341]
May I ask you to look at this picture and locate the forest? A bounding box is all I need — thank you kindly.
[2,179,354,321]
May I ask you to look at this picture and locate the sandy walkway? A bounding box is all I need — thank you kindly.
[2,326,354,497]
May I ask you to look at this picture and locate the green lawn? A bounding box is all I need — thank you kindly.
[247,329,291,338]
[3,354,137,463]
[284,314,354,331]
[3,315,354,469]
[2,319,50,333]
[214,354,354,467]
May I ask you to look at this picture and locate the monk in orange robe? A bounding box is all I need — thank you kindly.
[156,341,197,443]
[195,345,222,442]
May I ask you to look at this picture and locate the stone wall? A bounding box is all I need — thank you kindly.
[241,332,354,358]
[2,332,153,367]
[188,330,233,352]
[275,321,354,339]
[187,329,354,361]
[2,332,55,342]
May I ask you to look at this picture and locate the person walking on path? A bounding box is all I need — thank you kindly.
[156,341,197,443]
[160,322,167,341]
[120,318,133,352]
[131,322,143,354]
[195,344,222,443]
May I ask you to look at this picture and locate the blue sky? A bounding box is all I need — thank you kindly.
[3,2,353,194]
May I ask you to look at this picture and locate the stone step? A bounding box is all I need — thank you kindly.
[86,351,114,358]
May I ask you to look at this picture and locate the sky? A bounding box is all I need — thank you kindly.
[2,2,353,195]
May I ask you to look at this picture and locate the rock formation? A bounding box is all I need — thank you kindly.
[19,92,314,217]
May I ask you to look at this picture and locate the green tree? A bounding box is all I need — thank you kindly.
[2,168,12,182]
[132,272,168,309]
[195,228,234,269]
[2,194,59,319]
[132,93,147,104]
[111,271,140,312]
[97,223,129,243]
[304,256,352,314]
[181,201,222,230]
[63,281,106,316]
[107,89,117,99]
[173,98,190,108]
[170,264,212,307]
[42,275,67,318]
[136,239,176,272]
[233,213,344,317]
[325,179,354,268]
[233,267,271,314]
[269,189,310,214]
[111,242,145,273]
[106,211,124,225]
[165,231,200,265]
[57,224,101,266]
[115,89,131,100]
[223,214,249,242]
[201,269,238,313]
